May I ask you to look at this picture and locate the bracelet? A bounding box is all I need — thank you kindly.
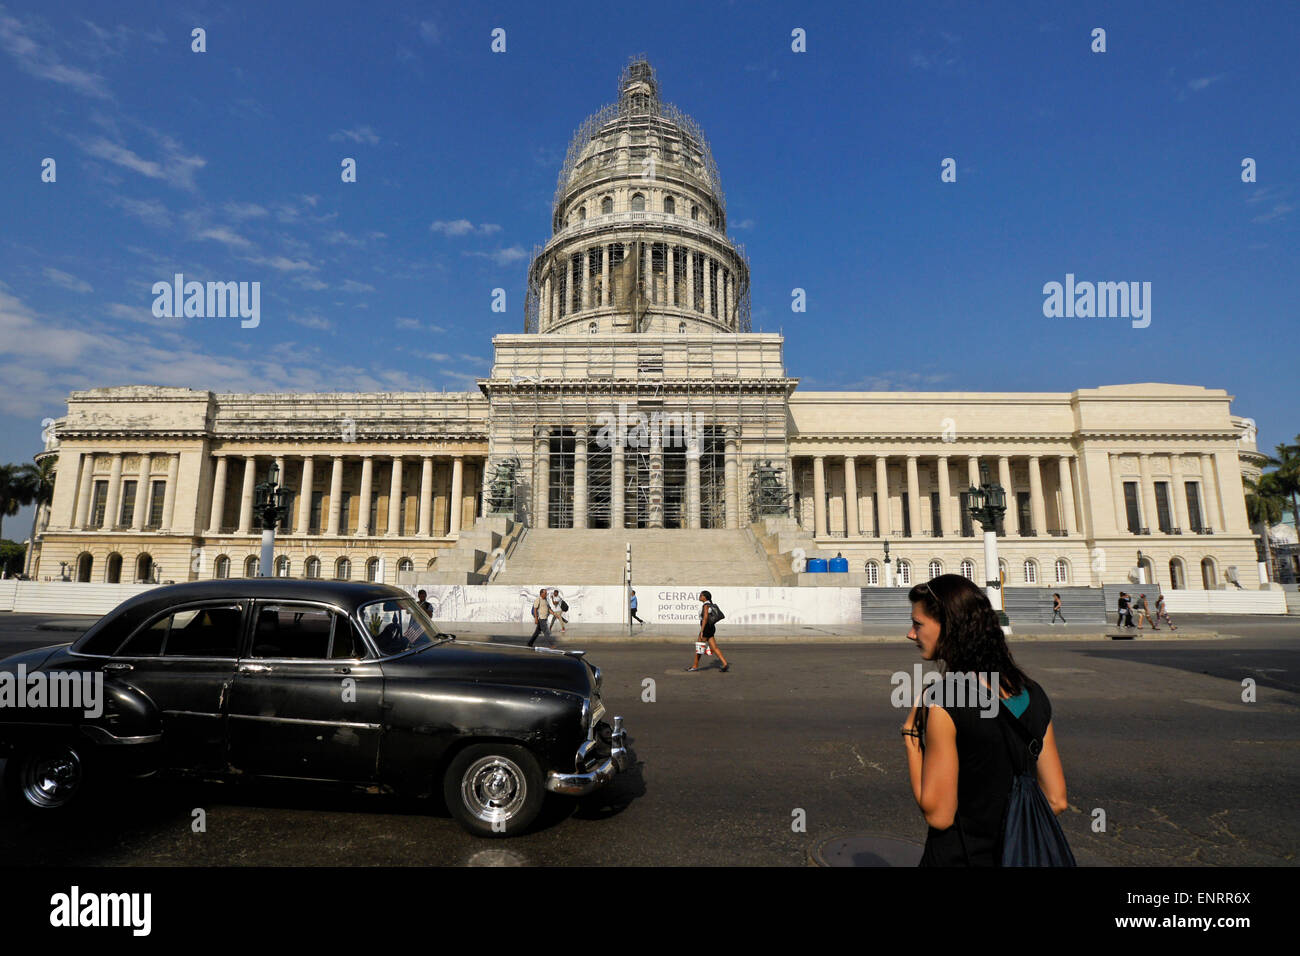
[901,727,920,739]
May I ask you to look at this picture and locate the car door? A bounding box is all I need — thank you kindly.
[107,600,246,772]
[225,600,384,783]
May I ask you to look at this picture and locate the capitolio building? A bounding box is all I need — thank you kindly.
[26,62,1266,615]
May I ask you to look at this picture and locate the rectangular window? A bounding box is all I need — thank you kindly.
[930,491,942,536]
[871,496,879,537]
[901,492,911,537]
[960,493,974,537]
[91,481,108,528]
[147,480,166,528]
[1154,482,1173,533]
[310,491,324,535]
[400,497,409,535]
[1017,491,1033,535]
[119,480,137,528]
[1123,481,1142,533]
[1185,482,1204,532]
[340,492,352,534]
[369,494,379,536]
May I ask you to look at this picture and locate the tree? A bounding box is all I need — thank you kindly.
[0,463,38,544]
[22,457,57,577]
[1244,472,1286,581]
[1272,438,1300,550]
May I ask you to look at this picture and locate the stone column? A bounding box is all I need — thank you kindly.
[644,243,653,305]
[686,431,701,529]
[648,429,664,528]
[611,440,625,530]
[813,455,827,537]
[1200,453,1223,530]
[75,453,95,529]
[417,456,434,536]
[724,430,739,529]
[1170,454,1188,532]
[702,255,712,317]
[236,456,257,535]
[131,454,151,530]
[104,453,124,529]
[449,455,464,536]
[540,274,550,328]
[1110,454,1128,534]
[1028,456,1046,536]
[297,456,314,534]
[550,266,560,323]
[844,456,859,537]
[906,455,921,537]
[967,455,980,488]
[357,455,374,536]
[1057,456,1077,535]
[667,244,675,307]
[726,269,736,326]
[582,249,591,310]
[209,455,230,534]
[875,456,891,537]
[162,453,180,530]
[936,456,952,537]
[1138,453,1157,532]
[686,250,695,311]
[998,456,1018,535]
[573,431,588,530]
[326,456,344,535]
[387,456,404,536]
[601,246,610,308]
[535,433,549,529]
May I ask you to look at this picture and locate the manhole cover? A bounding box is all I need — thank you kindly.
[812,834,923,867]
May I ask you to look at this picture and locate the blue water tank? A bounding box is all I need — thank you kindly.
[806,558,828,573]
[829,556,849,573]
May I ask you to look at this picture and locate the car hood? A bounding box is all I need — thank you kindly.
[381,640,594,696]
[0,643,73,673]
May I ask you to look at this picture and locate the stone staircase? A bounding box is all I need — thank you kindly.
[411,517,524,585]
[493,528,778,586]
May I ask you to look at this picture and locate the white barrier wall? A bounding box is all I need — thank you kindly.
[1160,589,1288,615]
[0,581,158,616]
[404,584,864,627]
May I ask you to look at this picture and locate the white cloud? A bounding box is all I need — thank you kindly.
[224,201,269,220]
[340,280,376,293]
[330,126,380,145]
[0,9,112,99]
[197,226,254,249]
[108,195,172,228]
[42,267,93,293]
[464,246,528,266]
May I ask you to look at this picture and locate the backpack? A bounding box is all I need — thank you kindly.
[560,600,569,613]
[706,602,725,626]
[993,698,1076,866]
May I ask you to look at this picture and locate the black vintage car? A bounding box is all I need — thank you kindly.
[0,579,628,836]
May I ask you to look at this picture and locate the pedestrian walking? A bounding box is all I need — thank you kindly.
[1050,592,1066,624]
[901,574,1071,866]
[415,589,434,617]
[1135,593,1156,630]
[550,588,568,633]
[527,587,553,647]
[686,589,729,672]
[1117,592,1134,628]
[629,588,645,625]
[1155,593,1178,631]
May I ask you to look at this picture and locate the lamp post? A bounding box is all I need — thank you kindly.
[882,539,894,588]
[253,463,294,578]
[964,462,1010,627]
[1136,549,1145,586]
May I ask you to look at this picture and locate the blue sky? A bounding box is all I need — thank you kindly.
[1,0,1297,536]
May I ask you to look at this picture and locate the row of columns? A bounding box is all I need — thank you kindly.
[207,453,468,538]
[806,454,1080,539]
[535,428,742,529]
[72,452,180,532]
[539,242,737,327]
[1109,452,1222,534]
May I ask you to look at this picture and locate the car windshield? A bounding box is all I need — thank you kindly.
[358,598,444,656]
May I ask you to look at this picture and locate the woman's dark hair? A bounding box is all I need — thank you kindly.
[700,590,712,602]
[908,574,1028,695]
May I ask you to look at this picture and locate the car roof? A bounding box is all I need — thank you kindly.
[73,578,409,653]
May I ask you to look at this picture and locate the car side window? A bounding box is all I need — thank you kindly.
[117,604,243,659]
[253,605,359,660]
[117,615,168,657]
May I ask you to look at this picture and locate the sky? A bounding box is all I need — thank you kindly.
[1,0,1297,539]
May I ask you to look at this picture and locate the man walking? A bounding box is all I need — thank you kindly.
[1117,591,1134,628]
[629,588,645,626]
[527,587,553,647]
[415,589,434,617]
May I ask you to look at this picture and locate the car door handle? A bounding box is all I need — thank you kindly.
[104,662,133,672]
[334,666,351,674]
[239,663,272,673]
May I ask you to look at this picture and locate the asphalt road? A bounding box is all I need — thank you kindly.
[0,613,1296,866]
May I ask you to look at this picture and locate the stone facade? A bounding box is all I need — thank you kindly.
[26,62,1267,592]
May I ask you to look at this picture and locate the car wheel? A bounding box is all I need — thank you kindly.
[443,743,544,838]
[3,744,90,813]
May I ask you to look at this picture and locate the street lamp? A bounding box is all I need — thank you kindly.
[253,463,294,578]
[882,539,894,588]
[965,462,1010,627]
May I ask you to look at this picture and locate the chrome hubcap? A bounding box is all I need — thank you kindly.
[462,756,526,824]
[21,749,83,808]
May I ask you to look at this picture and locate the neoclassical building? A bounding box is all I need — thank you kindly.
[28,61,1264,593]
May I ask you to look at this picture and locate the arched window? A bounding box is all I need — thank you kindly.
[366,557,381,582]
[865,561,879,585]
[1201,556,1217,589]
[244,555,259,577]
[663,196,675,214]
[928,560,942,580]
[600,196,613,214]
[305,556,321,579]
[960,559,974,580]
[1169,557,1186,590]
[215,555,231,579]
[897,561,911,585]
[691,204,699,220]
[335,557,352,580]
[678,321,687,333]
[275,555,290,577]
[577,206,586,220]
[398,558,414,573]
[631,193,645,212]
[136,553,154,583]
[105,553,123,584]
[1023,559,1038,584]
[426,556,438,571]
[588,321,597,333]
[1054,558,1069,584]
[75,552,93,582]
[998,558,1008,584]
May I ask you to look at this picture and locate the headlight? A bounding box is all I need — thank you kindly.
[591,665,603,693]
[580,697,591,731]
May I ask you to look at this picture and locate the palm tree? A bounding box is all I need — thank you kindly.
[1273,439,1300,549]
[1244,472,1286,581]
[0,463,36,544]
[22,458,56,577]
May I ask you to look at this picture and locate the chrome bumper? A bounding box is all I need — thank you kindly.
[546,716,629,796]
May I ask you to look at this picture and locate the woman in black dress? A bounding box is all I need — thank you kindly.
[899,574,1069,865]
[686,590,729,672]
